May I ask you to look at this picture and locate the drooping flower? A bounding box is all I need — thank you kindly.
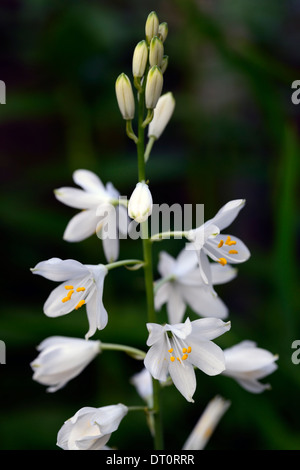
[186,199,250,285]
[54,169,128,262]
[144,317,231,402]
[148,92,175,141]
[57,404,128,450]
[154,248,237,323]
[222,341,278,393]
[128,181,153,223]
[31,336,101,392]
[31,258,108,339]
[182,395,231,450]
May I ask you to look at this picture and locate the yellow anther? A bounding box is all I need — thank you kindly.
[62,296,70,303]
[217,240,224,248]
[225,236,231,245]
[76,287,86,292]
[182,348,187,353]
[177,357,180,362]
[170,356,175,362]
[228,249,238,254]
[168,348,173,353]
[182,354,188,361]
[218,258,227,266]
[67,290,74,298]
[187,346,192,353]
[227,240,236,246]
[75,299,85,310]
[65,285,74,290]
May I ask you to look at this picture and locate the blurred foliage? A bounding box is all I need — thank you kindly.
[0,0,299,450]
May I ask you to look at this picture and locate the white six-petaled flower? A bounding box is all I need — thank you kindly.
[128,181,153,223]
[155,248,237,323]
[54,169,128,262]
[222,340,278,393]
[144,317,231,402]
[31,257,108,339]
[57,404,128,450]
[187,199,250,285]
[31,336,101,392]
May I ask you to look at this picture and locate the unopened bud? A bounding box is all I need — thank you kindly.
[160,55,169,74]
[158,22,168,43]
[145,11,159,44]
[128,182,153,223]
[132,40,148,78]
[149,36,164,67]
[148,92,175,140]
[115,73,135,120]
[145,66,163,110]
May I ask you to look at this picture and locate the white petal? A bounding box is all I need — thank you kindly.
[31,258,88,281]
[224,344,277,373]
[206,234,250,264]
[102,235,119,263]
[117,205,130,236]
[191,318,231,340]
[209,199,246,231]
[146,323,164,346]
[166,317,192,340]
[63,209,99,242]
[166,285,186,324]
[181,286,228,319]
[168,360,196,403]
[210,263,238,285]
[43,281,83,317]
[157,251,176,277]
[154,282,171,311]
[188,340,226,376]
[144,338,169,382]
[174,248,198,278]
[73,169,108,195]
[92,404,128,435]
[197,250,213,286]
[54,187,103,209]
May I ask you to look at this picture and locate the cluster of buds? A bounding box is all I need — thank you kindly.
[115,11,175,143]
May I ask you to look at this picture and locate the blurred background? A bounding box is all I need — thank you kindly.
[0,0,299,450]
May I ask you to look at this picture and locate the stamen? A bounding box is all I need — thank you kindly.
[170,356,175,362]
[182,348,187,353]
[62,296,70,303]
[227,240,236,246]
[225,236,231,245]
[75,299,85,310]
[168,348,173,353]
[228,249,238,254]
[76,287,86,292]
[65,285,74,290]
[217,240,224,248]
[187,346,192,353]
[182,354,188,361]
[218,258,227,266]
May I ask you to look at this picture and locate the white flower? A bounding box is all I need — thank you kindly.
[148,92,175,140]
[31,336,101,392]
[182,395,231,450]
[144,317,231,402]
[31,257,108,339]
[222,341,278,393]
[57,404,128,450]
[155,248,237,323]
[54,169,129,262]
[128,181,153,223]
[187,199,250,285]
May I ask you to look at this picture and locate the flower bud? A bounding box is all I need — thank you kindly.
[158,22,168,43]
[160,55,169,74]
[149,36,164,67]
[145,66,163,110]
[115,73,135,120]
[145,11,159,44]
[128,182,153,223]
[148,92,175,140]
[132,40,148,78]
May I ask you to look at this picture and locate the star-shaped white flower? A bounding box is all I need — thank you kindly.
[144,317,231,402]
[57,404,128,450]
[54,169,129,262]
[31,258,108,339]
[31,336,101,392]
[222,341,278,393]
[155,248,237,323]
[187,199,250,284]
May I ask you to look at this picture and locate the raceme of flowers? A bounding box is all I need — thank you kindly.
[30,10,278,451]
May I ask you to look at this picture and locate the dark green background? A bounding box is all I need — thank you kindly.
[0,0,299,450]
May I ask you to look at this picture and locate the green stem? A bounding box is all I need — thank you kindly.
[126,120,138,144]
[105,259,144,271]
[100,342,146,360]
[153,274,175,295]
[136,80,164,450]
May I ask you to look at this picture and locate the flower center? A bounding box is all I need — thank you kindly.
[166,335,192,364]
[62,285,87,310]
[217,236,238,265]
